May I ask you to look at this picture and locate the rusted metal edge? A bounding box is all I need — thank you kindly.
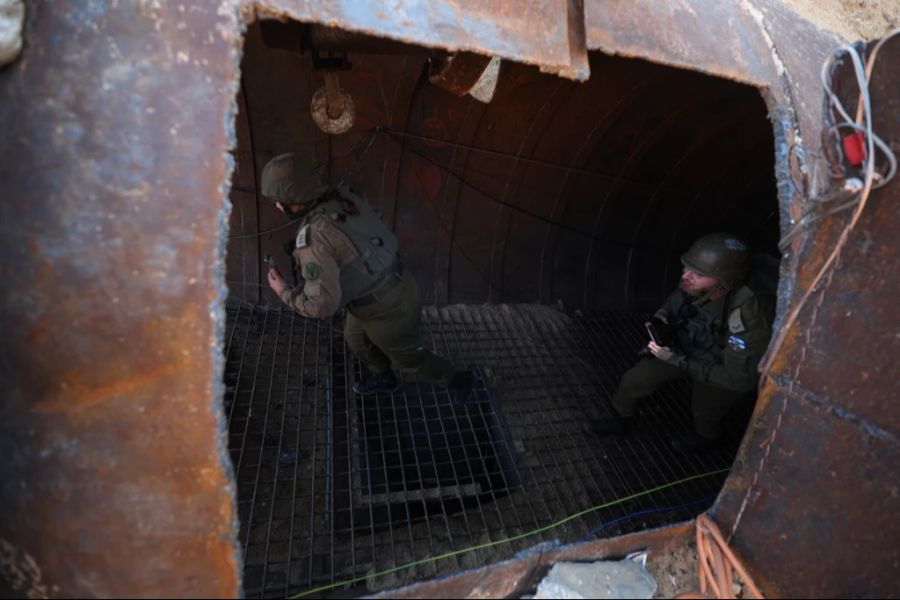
[373,521,694,598]
[247,0,590,81]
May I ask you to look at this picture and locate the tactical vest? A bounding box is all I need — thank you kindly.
[671,286,755,363]
[298,189,400,306]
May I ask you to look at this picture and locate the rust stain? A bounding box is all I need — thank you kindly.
[33,361,182,414]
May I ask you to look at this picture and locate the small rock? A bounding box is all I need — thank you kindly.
[534,560,658,599]
[0,0,25,66]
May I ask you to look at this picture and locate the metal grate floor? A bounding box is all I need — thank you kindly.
[223,302,749,598]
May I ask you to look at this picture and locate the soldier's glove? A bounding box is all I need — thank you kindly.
[648,342,687,370]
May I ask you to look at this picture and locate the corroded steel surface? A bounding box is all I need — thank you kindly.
[0,1,242,597]
[254,0,590,80]
[714,33,900,598]
[2,0,897,597]
[585,0,844,156]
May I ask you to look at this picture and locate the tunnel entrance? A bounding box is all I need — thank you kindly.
[224,19,779,598]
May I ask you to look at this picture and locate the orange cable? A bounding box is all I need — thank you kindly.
[677,514,764,599]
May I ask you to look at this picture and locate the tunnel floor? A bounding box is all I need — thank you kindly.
[224,302,748,598]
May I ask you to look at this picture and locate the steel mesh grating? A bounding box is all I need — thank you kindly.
[223,302,748,598]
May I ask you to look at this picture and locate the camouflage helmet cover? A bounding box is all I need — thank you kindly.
[260,152,329,206]
[681,233,751,288]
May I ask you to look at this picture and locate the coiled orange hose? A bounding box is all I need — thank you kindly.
[676,514,764,599]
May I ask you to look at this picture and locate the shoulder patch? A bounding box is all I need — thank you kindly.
[303,262,320,281]
[296,224,310,249]
[728,307,746,333]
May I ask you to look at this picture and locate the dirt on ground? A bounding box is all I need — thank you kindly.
[646,537,700,598]
[780,0,899,41]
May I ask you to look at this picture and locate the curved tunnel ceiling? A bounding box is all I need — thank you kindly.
[228,22,778,312]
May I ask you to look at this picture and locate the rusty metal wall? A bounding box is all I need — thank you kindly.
[0,1,243,597]
[713,34,900,598]
[1,0,896,597]
[227,4,899,599]
[255,0,589,81]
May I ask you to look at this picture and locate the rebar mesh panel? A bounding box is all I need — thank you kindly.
[342,371,523,530]
[224,302,748,598]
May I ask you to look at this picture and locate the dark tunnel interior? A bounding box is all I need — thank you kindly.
[227,21,779,311]
[223,19,779,597]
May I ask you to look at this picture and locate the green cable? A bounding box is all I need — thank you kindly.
[288,467,730,598]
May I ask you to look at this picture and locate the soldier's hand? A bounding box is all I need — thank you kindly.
[648,341,683,366]
[267,267,287,296]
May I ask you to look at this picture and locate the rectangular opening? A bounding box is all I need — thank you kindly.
[335,366,525,531]
[226,18,778,598]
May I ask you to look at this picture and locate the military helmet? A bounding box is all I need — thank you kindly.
[260,152,329,206]
[681,233,751,288]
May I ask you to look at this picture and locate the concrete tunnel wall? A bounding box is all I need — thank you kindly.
[0,0,897,598]
[227,22,780,313]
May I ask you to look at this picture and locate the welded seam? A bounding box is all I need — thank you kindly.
[770,373,897,444]
[488,79,563,302]
[436,98,483,304]
[539,80,648,305]
[737,1,810,219]
[381,55,410,224]
[582,92,704,309]
[729,394,786,541]
[624,108,761,309]
[731,269,836,541]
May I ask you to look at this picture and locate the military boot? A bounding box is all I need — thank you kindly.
[582,415,635,436]
[448,370,475,407]
[670,431,722,454]
[352,370,400,395]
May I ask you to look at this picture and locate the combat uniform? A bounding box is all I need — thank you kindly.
[278,189,456,386]
[612,285,774,439]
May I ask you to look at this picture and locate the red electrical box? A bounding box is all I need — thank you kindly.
[843,131,866,166]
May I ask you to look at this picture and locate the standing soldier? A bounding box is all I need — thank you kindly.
[261,152,474,401]
[584,233,775,452]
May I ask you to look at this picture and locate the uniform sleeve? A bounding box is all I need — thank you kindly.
[685,295,774,392]
[278,220,351,319]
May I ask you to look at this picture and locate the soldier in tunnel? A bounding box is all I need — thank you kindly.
[584,233,775,453]
[262,152,475,402]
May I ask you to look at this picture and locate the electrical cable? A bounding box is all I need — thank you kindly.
[777,31,898,253]
[381,127,655,252]
[378,126,661,187]
[227,128,380,240]
[578,494,719,543]
[675,514,764,599]
[762,29,898,376]
[288,467,730,598]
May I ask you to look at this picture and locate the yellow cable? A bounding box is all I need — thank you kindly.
[289,467,730,598]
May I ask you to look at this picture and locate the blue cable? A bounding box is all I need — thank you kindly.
[579,494,718,543]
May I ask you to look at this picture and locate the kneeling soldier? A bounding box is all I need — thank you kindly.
[584,233,775,452]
